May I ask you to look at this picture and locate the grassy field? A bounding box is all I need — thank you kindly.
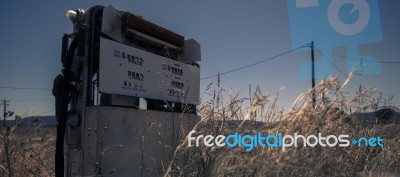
[1,75,399,177]
[0,126,56,177]
[165,75,400,177]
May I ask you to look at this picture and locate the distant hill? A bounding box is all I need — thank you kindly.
[1,116,57,128]
[352,110,400,125]
[20,116,57,127]
[0,119,17,127]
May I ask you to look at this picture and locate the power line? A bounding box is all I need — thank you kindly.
[0,86,51,91]
[12,95,53,103]
[339,55,400,64]
[321,51,400,64]
[200,43,309,80]
[317,50,362,87]
[32,109,55,117]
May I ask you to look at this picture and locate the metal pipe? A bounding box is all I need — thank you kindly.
[55,38,78,177]
[125,28,181,51]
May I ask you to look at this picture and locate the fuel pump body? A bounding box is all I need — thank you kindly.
[55,5,201,177]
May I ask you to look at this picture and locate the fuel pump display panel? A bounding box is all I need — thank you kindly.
[99,37,200,104]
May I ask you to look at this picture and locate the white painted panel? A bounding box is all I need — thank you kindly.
[99,37,200,104]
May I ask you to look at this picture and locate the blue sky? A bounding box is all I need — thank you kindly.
[0,0,399,118]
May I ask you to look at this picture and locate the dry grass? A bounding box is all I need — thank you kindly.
[0,126,56,177]
[1,73,399,177]
[165,74,400,177]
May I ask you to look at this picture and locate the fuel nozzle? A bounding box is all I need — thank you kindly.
[66,9,86,35]
[66,9,85,25]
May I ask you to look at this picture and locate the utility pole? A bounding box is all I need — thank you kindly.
[311,41,316,108]
[1,99,10,127]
